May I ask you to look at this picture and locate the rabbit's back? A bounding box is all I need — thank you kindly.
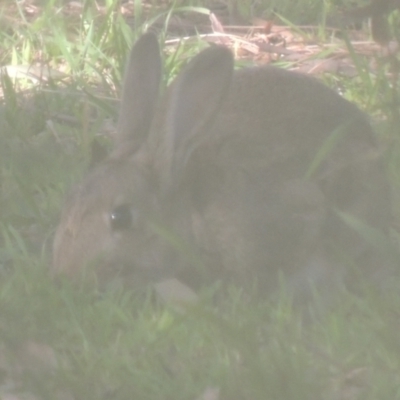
[208,66,376,162]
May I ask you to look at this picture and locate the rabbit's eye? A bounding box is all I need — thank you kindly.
[110,204,133,231]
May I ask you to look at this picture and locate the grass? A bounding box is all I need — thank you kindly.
[2,263,400,399]
[1,0,400,399]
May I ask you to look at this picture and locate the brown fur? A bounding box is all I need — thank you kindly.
[52,33,391,297]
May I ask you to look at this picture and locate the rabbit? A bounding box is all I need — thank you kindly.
[52,32,391,299]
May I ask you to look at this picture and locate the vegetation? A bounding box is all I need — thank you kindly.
[0,0,400,399]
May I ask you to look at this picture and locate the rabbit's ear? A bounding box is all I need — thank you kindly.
[116,32,162,152]
[164,45,234,186]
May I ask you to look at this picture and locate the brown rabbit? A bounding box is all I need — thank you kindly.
[52,32,390,298]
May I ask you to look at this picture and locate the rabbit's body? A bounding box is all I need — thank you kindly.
[53,33,390,297]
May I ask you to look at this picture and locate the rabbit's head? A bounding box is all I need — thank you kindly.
[52,33,236,286]
[53,32,391,295]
